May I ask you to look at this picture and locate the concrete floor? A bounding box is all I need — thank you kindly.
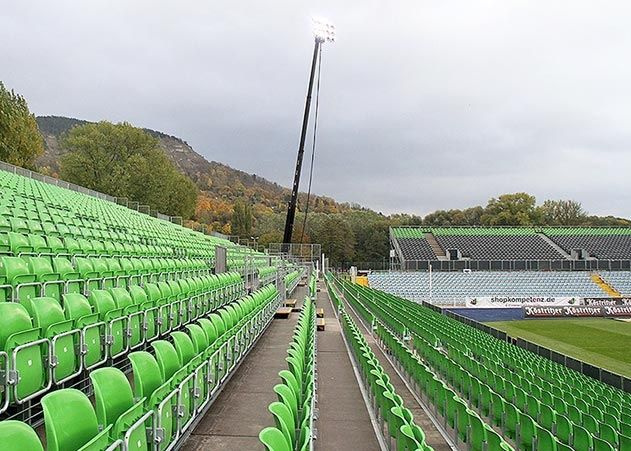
[182,286,305,450]
[182,281,383,451]
[315,285,381,451]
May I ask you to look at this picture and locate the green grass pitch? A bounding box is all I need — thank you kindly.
[487,318,631,378]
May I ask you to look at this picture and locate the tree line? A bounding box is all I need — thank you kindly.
[225,192,630,267]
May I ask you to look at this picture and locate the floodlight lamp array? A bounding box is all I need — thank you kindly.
[313,17,335,43]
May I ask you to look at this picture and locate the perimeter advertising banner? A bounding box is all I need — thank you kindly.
[465,296,580,309]
[523,305,631,318]
[583,297,631,306]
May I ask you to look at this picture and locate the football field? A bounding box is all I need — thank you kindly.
[487,318,631,378]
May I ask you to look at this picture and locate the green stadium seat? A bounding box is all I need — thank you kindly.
[260,426,292,451]
[27,296,80,384]
[269,401,296,448]
[109,287,143,349]
[128,351,176,450]
[593,437,614,451]
[0,420,44,451]
[42,388,111,451]
[572,423,593,450]
[0,256,37,304]
[0,302,48,407]
[88,289,127,358]
[90,367,149,451]
[62,293,105,370]
[24,256,62,300]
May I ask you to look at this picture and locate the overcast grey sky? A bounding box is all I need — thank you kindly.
[2,1,631,217]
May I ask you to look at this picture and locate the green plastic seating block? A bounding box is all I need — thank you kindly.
[25,256,62,300]
[0,420,44,451]
[62,236,81,254]
[274,383,299,425]
[593,437,614,451]
[52,257,82,293]
[7,232,32,254]
[279,369,302,406]
[572,424,593,450]
[467,410,487,451]
[75,258,99,290]
[598,423,618,449]
[619,434,631,450]
[129,351,164,400]
[145,283,169,334]
[484,425,512,451]
[90,258,113,288]
[170,331,196,367]
[42,388,112,451]
[260,426,292,451]
[535,425,557,451]
[185,324,209,356]
[503,403,519,440]
[197,318,218,348]
[42,222,58,237]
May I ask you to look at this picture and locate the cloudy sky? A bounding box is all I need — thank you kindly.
[3,1,631,217]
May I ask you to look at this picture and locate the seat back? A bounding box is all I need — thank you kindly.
[90,367,134,429]
[62,293,93,320]
[171,331,196,364]
[27,297,66,331]
[0,420,44,451]
[41,388,100,451]
[88,290,117,316]
[109,287,133,310]
[128,351,163,399]
[151,340,180,380]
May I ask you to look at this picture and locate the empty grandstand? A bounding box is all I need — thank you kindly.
[2,160,631,451]
[368,270,607,305]
[330,275,631,451]
[0,165,317,450]
[390,226,631,271]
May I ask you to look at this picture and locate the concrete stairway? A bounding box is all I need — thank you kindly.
[424,232,447,260]
[538,233,572,259]
[591,272,621,297]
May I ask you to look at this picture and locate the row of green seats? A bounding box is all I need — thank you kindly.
[0,254,237,304]
[326,276,434,451]
[0,271,244,415]
[542,227,631,236]
[0,230,200,258]
[0,283,281,450]
[337,278,631,451]
[260,294,316,451]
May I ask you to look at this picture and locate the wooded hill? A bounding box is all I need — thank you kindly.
[36,116,354,233]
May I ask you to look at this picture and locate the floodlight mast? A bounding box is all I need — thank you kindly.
[282,19,335,249]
